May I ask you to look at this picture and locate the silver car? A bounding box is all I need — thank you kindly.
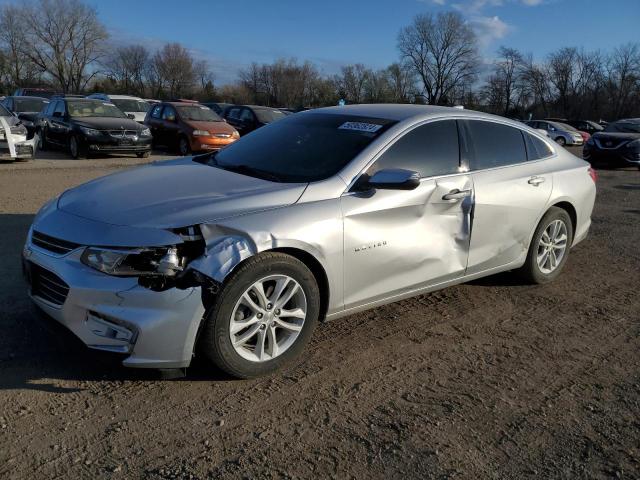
[526,120,584,146]
[23,105,597,378]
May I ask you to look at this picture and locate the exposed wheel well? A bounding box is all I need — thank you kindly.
[551,201,577,235]
[269,247,330,321]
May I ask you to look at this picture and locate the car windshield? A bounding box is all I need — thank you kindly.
[111,99,150,113]
[254,108,286,123]
[67,100,127,118]
[205,113,396,183]
[176,105,222,121]
[0,104,11,117]
[556,122,578,132]
[605,121,640,134]
[15,98,49,112]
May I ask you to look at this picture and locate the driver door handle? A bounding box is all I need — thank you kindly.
[442,188,472,200]
[528,176,546,186]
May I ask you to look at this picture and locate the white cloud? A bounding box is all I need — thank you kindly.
[468,15,510,47]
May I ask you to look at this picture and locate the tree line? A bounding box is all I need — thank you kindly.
[0,0,638,121]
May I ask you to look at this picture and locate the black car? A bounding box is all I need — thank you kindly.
[564,119,604,135]
[583,118,640,169]
[1,96,50,137]
[202,102,233,116]
[36,97,152,159]
[223,105,286,136]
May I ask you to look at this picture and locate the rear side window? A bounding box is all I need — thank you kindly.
[465,120,527,170]
[523,133,554,160]
[162,106,176,121]
[371,120,460,178]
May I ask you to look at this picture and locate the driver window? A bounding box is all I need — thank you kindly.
[162,106,176,121]
[369,120,460,178]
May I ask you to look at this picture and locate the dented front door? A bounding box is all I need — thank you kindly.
[341,174,473,310]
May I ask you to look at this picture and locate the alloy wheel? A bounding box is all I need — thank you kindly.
[537,219,568,274]
[229,274,307,363]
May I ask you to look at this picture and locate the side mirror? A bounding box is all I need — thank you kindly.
[367,169,421,191]
[127,113,135,120]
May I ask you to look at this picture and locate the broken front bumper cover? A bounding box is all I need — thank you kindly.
[0,117,36,160]
[23,225,206,369]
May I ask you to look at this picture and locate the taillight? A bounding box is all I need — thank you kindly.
[588,167,597,183]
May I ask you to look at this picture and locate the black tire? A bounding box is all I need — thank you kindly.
[37,129,48,151]
[69,135,87,159]
[177,135,191,156]
[518,206,574,284]
[555,136,566,146]
[199,252,320,379]
[136,151,151,158]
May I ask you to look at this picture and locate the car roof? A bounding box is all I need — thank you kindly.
[308,104,509,123]
[10,96,49,100]
[104,94,145,100]
[164,101,203,106]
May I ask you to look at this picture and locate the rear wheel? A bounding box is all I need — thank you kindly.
[555,136,566,146]
[519,207,573,284]
[199,252,320,378]
[136,151,150,158]
[37,129,48,151]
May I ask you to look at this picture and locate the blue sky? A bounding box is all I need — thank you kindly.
[81,0,640,83]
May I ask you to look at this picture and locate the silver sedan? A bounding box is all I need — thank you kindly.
[23,105,597,378]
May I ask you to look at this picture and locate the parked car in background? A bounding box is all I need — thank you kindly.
[86,94,150,123]
[202,102,233,116]
[564,119,604,136]
[224,105,287,136]
[36,96,152,159]
[526,120,584,146]
[583,118,640,169]
[144,101,239,155]
[1,96,50,137]
[23,105,596,378]
[0,102,36,161]
[13,87,57,98]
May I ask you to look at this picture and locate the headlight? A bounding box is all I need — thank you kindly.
[192,129,211,137]
[232,130,240,138]
[140,127,151,136]
[81,246,183,277]
[10,124,27,135]
[79,126,101,136]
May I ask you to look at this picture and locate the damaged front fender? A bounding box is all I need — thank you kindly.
[187,234,256,284]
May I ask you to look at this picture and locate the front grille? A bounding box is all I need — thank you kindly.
[32,231,80,255]
[107,130,138,138]
[30,263,70,306]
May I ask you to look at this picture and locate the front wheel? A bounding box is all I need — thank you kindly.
[555,136,566,146]
[136,151,150,158]
[199,252,320,378]
[69,135,87,159]
[178,136,191,156]
[518,207,573,284]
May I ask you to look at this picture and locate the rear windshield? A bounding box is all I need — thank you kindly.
[210,113,397,183]
[15,98,49,112]
[176,105,222,122]
[254,108,286,123]
[605,121,640,134]
[67,100,126,118]
[111,99,150,113]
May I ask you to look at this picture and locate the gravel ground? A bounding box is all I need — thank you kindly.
[0,147,639,479]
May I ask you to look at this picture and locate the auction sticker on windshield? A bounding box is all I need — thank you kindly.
[338,122,383,133]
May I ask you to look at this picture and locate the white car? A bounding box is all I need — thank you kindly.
[86,94,150,123]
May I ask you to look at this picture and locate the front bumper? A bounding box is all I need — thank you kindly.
[81,134,152,154]
[22,228,206,368]
[189,135,237,152]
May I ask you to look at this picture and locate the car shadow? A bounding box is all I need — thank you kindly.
[614,184,640,191]
[0,213,235,393]
[467,271,528,287]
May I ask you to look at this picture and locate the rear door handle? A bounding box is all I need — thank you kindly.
[528,176,546,186]
[442,188,472,200]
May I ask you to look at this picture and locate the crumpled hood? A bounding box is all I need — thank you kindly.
[58,157,307,228]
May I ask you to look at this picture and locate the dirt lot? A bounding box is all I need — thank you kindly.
[0,148,639,479]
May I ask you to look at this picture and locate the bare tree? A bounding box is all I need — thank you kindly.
[152,43,195,98]
[333,64,369,103]
[605,43,640,118]
[193,59,215,99]
[386,62,415,103]
[494,47,524,115]
[0,4,43,89]
[398,12,479,105]
[18,0,108,92]
[102,45,150,95]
